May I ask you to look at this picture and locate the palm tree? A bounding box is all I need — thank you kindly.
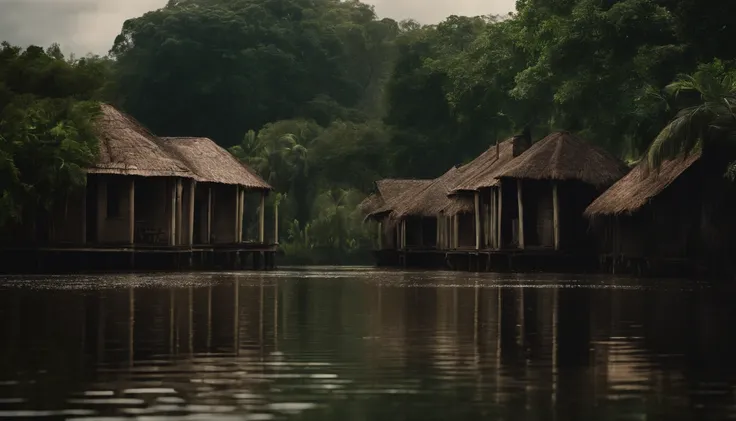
[645,63,736,266]
[646,63,736,174]
[230,126,313,223]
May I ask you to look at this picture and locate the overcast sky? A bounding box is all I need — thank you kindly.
[0,0,516,56]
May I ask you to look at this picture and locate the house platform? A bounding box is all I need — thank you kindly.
[0,243,278,274]
[374,248,600,274]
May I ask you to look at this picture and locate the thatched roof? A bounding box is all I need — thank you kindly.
[451,138,516,192]
[584,153,700,217]
[159,137,271,190]
[90,104,194,178]
[366,179,433,219]
[442,195,474,216]
[358,193,383,215]
[496,131,628,188]
[392,166,465,218]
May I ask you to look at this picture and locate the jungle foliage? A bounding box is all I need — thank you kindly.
[3,0,736,262]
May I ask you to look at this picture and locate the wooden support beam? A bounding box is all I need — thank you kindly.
[453,214,459,249]
[96,177,106,243]
[169,179,176,245]
[239,187,245,243]
[81,183,87,245]
[517,179,525,250]
[490,189,496,250]
[259,191,266,243]
[188,180,195,246]
[401,220,407,250]
[474,192,481,250]
[274,200,279,245]
[176,179,183,246]
[206,186,212,244]
[234,186,241,243]
[395,222,400,249]
[497,183,503,249]
[128,178,135,245]
[552,181,560,251]
[377,221,382,249]
[435,217,440,247]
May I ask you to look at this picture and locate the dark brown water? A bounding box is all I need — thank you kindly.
[0,268,734,420]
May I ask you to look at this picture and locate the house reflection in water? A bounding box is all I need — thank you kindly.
[0,274,734,420]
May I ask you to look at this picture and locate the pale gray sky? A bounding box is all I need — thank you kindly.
[0,0,516,56]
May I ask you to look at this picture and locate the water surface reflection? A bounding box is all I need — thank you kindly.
[0,269,732,420]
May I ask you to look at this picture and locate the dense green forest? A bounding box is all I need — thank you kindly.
[1,0,736,263]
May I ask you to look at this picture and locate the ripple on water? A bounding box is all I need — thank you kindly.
[123,388,178,395]
[268,402,318,413]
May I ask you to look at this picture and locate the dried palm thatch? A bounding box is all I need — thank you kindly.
[89,104,194,178]
[365,179,433,220]
[441,195,474,216]
[159,137,271,190]
[358,193,383,215]
[496,131,628,188]
[584,153,700,216]
[450,138,516,192]
[392,167,465,218]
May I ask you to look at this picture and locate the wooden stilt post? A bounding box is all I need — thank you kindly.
[259,191,265,243]
[239,187,245,242]
[128,178,135,245]
[169,179,176,246]
[81,184,87,245]
[377,221,382,250]
[436,216,441,247]
[401,220,407,250]
[97,177,106,244]
[517,179,525,250]
[188,180,195,246]
[396,223,400,249]
[206,186,212,244]
[176,179,183,246]
[437,215,445,250]
[453,214,459,249]
[474,191,481,250]
[274,200,279,245]
[234,186,241,243]
[490,189,496,249]
[552,181,560,251]
[497,183,503,249]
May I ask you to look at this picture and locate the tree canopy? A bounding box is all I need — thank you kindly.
[3,0,736,260]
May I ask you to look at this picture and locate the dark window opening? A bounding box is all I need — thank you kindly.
[107,180,122,219]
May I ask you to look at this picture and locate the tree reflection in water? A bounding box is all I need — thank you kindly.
[0,271,731,420]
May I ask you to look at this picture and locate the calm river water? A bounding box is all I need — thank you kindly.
[0,268,733,420]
